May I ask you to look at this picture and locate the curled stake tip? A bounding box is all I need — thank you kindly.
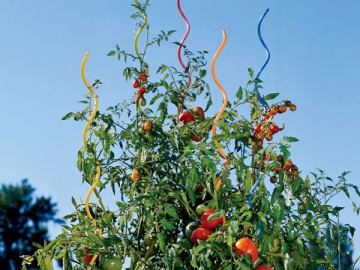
[255,9,271,106]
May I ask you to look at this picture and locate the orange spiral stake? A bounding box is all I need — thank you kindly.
[80,52,102,269]
[211,31,229,191]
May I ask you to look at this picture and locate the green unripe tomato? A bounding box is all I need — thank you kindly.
[138,127,146,136]
[139,97,147,106]
[100,258,122,270]
[195,204,209,216]
[146,134,156,144]
[185,222,197,241]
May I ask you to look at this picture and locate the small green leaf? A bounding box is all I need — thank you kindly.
[107,51,116,56]
[264,93,279,100]
[61,112,74,120]
[235,86,243,100]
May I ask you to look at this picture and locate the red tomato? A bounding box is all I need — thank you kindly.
[269,124,279,134]
[201,209,223,230]
[254,265,272,270]
[84,255,94,263]
[179,111,195,124]
[254,125,261,134]
[278,105,287,113]
[139,86,146,95]
[84,246,94,263]
[136,93,143,102]
[192,134,204,142]
[285,159,293,170]
[191,227,212,244]
[234,238,258,263]
[191,107,205,120]
[139,73,147,82]
[132,79,140,88]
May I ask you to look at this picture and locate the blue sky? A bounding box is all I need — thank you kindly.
[1,0,360,266]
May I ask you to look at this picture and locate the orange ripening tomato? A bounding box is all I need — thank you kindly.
[190,106,205,120]
[142,121,152,132]
[234,238,258,263]
[131,169,140,181]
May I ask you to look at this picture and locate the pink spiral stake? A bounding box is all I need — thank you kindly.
[177,0,191,113]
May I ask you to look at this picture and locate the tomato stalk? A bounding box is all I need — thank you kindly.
[93,188,123,258]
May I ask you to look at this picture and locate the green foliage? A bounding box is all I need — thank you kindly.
[0,179,62,270]
[25,1,360,269]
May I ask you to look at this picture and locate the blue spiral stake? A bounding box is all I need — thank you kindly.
[254,8,270,107]
[248,174,263,238]
[248,9,271,239]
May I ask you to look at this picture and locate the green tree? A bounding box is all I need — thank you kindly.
[0,179,63,270]
[23,1,360,269]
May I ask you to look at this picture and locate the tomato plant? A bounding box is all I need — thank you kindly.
[24,1,360,270]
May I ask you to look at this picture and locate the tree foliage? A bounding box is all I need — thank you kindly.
[23,1,360,269]
[0,179,62,270]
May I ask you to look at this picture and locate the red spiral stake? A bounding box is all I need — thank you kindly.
[211,30,229,191]
[176,0,191,114]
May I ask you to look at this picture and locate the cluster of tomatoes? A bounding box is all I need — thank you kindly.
[185,207,271,269]
[185,207,225,246]
[261,154,299,183]
[253,100,297,147]
[274,156,299,180]
[178,106,207,142]
[133,72,148,105]
[138,121,156,144]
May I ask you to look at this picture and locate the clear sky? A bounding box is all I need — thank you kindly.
[1,0,360,267]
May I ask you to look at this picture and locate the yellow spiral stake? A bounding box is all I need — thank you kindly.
[134,0,148,74]
[80,52,102,269]
[211,31,229,191]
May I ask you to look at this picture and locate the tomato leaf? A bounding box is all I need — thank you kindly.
[236,86,243,100]
[61,112,74,120]
[264,92,279,100]
[164,203,179,220]
[160,219,176,230]
[281,136,299,143]
[279,145,291,162]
